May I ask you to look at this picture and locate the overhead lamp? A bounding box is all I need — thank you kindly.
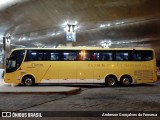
[63,20,78,32]
[22,37,26,40]
[115,22,120,25]
[64,24,78,32]
[107,24,111,27]
[63,21,78,42]
[101,40,112,48]
[75,21,78,24]
[56,32,60,35]
[51,33,55,36]
[100,24,105,28]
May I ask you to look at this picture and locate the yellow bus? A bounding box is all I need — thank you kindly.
[4,47,157,86]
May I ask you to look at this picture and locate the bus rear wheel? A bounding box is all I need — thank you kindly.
[120,76,132,87]
[105,76,117,87]
[22,76,35,86]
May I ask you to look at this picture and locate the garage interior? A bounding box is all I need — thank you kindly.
[0,0,160,68]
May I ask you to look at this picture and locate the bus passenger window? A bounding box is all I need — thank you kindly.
[131,52,142,61]
[63,51,78,61]
[116,52,128,61]
[31,52,37,61]
[79,51,90,61]
[92,53,100,61]
[38,52,43,61]
[50,53,59,61]
[102,53,112,61]
[116,56,122,61]
[137,54,142,61]
[144,51,153,61]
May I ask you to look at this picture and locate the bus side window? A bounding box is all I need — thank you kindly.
[131,52,142,61]
[116,55,122,61]
[43,50,60,61]
[37,52,43,61]
[92,52,100,61]
[137,54,142,61]
[115,52,129,61]
[102,53,112,61]
[25,50,31,61]
[78,50,90,61]
[30,51,37,61]
[144,51,153,61]
[50,53,59,61]
[132,54,136,61]
[25,50,44,61]
[63,51,78,61]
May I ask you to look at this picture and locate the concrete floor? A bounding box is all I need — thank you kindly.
[0,79,160,120]
[0,78,81,94]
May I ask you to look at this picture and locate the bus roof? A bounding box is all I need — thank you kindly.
[11,47,155,51]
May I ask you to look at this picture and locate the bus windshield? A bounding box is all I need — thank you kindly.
[6,50,25,73]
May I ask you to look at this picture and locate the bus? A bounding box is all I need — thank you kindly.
[4,47,157,86]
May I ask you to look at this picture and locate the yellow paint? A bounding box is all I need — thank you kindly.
[4,47,157,84]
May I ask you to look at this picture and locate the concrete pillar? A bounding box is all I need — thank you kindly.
[3,36,11,68]
[66,42,73,47]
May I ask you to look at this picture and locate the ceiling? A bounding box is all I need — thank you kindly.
[0,0,160,59]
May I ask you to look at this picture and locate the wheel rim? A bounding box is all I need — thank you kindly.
[108,78,116,86]
[25,78,33,86]
[122,78,130,85]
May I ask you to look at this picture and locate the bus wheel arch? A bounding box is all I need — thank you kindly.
[120,75,132,87]
[105,74,118,87]
[22,74,35,86]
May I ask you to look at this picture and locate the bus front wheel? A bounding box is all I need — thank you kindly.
[22,75,35,86]
[105,76,117,87]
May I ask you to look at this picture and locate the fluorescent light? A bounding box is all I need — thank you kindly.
[101,40,112,48]
[22,37,26,40]
[115,22,120,25]
[100,24,105,28]
[107,24,111,27]
[75,21,78,24]
[31,53,37,55]
[52,33,55,36]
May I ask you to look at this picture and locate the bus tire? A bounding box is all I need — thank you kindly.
[120,75,132,87]
[22,75,35,86]
[105,75,117,87]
